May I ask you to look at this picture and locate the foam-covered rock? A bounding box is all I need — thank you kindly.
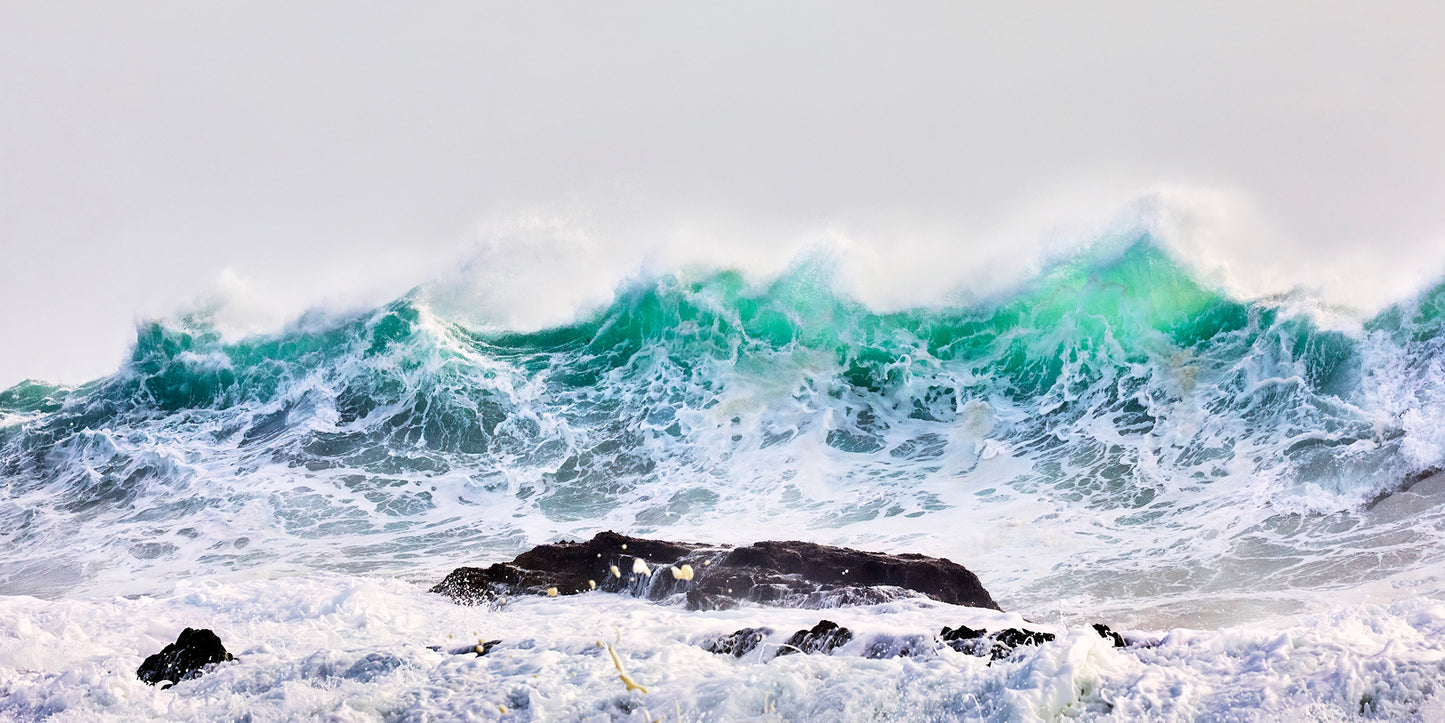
[940,624,1057,660]
[136,628,234,687]
[775,620,854,656]
[704,627,773,658]
[1092,623,1126,647]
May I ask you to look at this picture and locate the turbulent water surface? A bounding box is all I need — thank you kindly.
[5,237,1445,720]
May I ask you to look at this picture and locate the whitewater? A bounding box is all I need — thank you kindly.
[5,234,1445,721]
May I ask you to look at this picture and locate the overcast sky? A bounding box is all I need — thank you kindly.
[3,1,1445,387]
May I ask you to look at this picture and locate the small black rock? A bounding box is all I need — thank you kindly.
[1092,623,1126,647]
[775,620,854,657]
[136,628,234,687]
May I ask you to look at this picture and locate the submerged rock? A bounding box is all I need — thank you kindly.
[705,626,930,660]
[993,629,1054,660]
[940,625,993,657]
[704,627,773,658]
[428,640,503,657]
[136,628,234,687]
[939,624,1056,660]
[775,620,854,656]
[697,622,1125,662]
[862,633,934,659]
[685,589,738,611]
[431,531,999,610]
[992,628,1055,649]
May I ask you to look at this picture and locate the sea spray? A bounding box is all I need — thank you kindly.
[1,235,1444,626]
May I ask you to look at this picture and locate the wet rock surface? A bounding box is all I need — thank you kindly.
[992,628,1056,651]
[136,628,234,687]
[940,623,987,643]
[1092,623,1126,647]
[431,531,1000,610]
[940,624,1058,661]
[714,540,999,608]
[775,620,854,657]
[700,620,1099,662]
[703,627,773,658]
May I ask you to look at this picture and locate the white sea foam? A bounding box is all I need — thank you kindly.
[4,575,1445,721]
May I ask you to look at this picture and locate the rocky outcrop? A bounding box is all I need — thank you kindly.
[431,531,999,610]
[136,628,234,687]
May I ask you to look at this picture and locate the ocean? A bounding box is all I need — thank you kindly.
[4,235,1445,721]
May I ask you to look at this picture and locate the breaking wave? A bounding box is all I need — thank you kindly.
[4,234,1445,624]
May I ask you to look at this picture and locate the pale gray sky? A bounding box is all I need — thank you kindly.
[3,1,1445,386]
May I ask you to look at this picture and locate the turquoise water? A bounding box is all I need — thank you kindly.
[3,235,1444,625]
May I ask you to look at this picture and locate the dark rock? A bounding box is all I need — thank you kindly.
[716,541,999,609]
[429,563,529,605]
[940,624,989,654]
[992,628,1055,648]
[704,627,773,658]
[775,620,854,657]
[431,531,1000,611]
[985,628,1056,661]
[938,625,1055,660]
[940,624,986,642]
[136,628,234,687]
[707,622,1074,662]
[430,531,705,605]
[1092,623,1126,648]
[685,589,737,611]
